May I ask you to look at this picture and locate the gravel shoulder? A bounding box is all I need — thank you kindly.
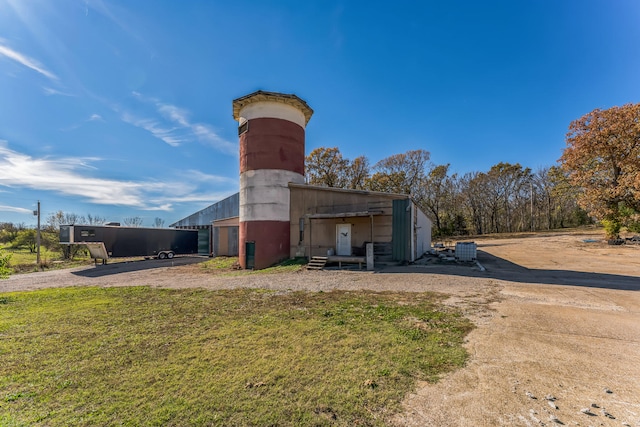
[2,231,639,426]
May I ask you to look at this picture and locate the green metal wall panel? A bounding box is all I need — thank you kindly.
[392,199,411,262]
[197,229,210,256]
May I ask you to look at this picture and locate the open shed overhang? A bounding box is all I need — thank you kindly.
[303,211,384,258]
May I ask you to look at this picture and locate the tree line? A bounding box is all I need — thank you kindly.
[305,147,589,237]
[306,103,640,239]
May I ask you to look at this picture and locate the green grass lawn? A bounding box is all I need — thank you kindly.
[0,287,472,426]
[198,256,307,275]
[0,246,56,266]
[0,246,93,275]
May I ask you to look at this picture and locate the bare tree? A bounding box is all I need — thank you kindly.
[344,156,370,190]
[46,211,86,231]
[301,146,587,238]
[458,172,489,235]
[417,164,458,236]
[122,216,144,227]
[86,214,107,225]
[152,217,165,228]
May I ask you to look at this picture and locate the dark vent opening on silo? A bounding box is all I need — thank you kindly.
[238,121,249,135]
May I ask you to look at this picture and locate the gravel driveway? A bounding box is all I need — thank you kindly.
[2,231,639,426]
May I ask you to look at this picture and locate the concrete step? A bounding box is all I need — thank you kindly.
[307,256,328,270]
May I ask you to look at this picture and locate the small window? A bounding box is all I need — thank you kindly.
[80,229,96,237]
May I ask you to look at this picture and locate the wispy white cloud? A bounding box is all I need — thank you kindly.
[0,205,33,215]
[120,112,182,147]
[182,169,237,185]
[141,203,173,212]
[59,113,106,132]
[43,87,74,97]
[157,103,190,127]
[0,40,58,81]
[123,92,237,154]
[0,144,234,211]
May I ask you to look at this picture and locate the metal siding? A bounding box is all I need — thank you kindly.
[212,227,220,256]
[170,193,239,227]
[65,225,198,258]
[392,199,411,261]
[228,226,239,255]
[197,229,210,256]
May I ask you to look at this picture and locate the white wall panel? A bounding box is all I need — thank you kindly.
[240,169,304,222]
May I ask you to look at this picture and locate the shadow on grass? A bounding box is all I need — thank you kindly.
[71,256,208,278]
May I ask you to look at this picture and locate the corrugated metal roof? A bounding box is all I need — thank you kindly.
[169,192,239,228]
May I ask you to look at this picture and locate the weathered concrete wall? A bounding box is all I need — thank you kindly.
[238,101,307,129]
[240,169,304,222]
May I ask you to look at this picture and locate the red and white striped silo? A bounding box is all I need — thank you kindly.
[232,91,313,269]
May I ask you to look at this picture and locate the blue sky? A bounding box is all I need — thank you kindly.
[1,0,639,227]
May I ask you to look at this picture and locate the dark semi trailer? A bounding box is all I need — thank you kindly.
[59,224,199,263]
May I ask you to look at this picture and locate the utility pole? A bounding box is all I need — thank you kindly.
[34,201,41,270]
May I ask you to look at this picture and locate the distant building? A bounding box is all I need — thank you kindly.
[171,90,431,269]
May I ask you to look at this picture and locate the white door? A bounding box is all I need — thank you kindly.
[336,224,352,256]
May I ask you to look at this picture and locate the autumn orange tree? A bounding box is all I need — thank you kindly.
[560,103,640,238]
[305,147,348,187]
[305,147,370,189]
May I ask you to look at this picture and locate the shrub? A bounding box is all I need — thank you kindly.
[0,249,12,279]
[601,218,621,239]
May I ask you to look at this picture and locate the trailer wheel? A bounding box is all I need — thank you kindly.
[158,252,167,260]
[167,251,175,259]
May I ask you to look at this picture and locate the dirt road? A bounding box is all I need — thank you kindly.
[395,232,640,427]
[2,231,639,426]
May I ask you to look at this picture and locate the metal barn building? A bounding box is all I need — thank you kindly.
[170,90,431,269]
